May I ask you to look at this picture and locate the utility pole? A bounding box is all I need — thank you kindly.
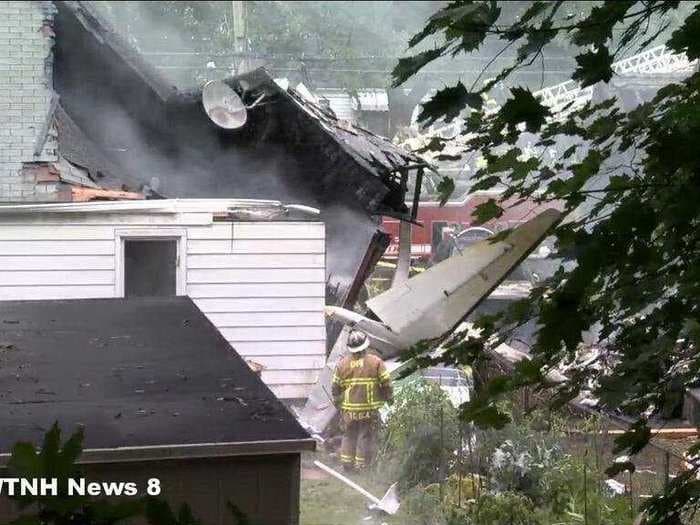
[231,1,247,75]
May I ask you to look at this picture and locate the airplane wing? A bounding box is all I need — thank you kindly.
[366,208,562,345]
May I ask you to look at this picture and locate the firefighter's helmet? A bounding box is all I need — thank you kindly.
[347,330,370,353]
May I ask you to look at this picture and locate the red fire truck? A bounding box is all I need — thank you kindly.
[382,192,557,264]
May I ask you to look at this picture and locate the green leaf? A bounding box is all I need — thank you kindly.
[562,145,577,159]
[436,176,455,206]
[516,1,550,26]
[572,47,614,87]
[443,1,501,52]
[517,19,556,60]
[512,357,544,385]
[227,501,251,525]
[613,419,651,455]
[409,3,486,48]
[460,398,511,430]
[392,46,446,87]
[471,175,501,191]
[473,199,504,224]
[417,82,482,125]
[415,136,446,154]
[605,460,636,478]
[668,5,700,60]
[40,422,61,475]
[498,87,550,133]
[435,153,462,161]
[59,426,85,471]
[7,442,39,478]
[572,1,634,47]
[145,498,177,525]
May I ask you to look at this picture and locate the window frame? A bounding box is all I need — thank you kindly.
[114,228,187,298]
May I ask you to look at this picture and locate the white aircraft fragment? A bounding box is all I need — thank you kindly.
[366,208,562,348]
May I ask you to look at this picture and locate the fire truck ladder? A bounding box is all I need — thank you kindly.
[533,45,696,116]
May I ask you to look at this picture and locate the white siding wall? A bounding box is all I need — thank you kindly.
[185,221,326,399]
[0,213,326,399]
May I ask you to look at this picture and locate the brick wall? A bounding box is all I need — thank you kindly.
[0,1,59,202]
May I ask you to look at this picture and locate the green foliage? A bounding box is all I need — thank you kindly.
[668,4,700,60]
[394,1,700,521]
[379,378,460,490]
[436,176,457,207]
[571,1,635,47]
[417,82,483,125]
[470,491,539,525]
[394,47,448,89]
[472,199,504,224]
[5,423,143,525]
[145,499,201,525]
[488,433,565,498]
[498,88,550,133]
[378,407,633,525]
[468,413,633,525]
[399,486,448,525]
[572,47,614,87]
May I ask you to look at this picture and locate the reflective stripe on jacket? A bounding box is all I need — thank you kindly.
[331,352,392,414]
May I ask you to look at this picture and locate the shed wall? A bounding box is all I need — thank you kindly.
[0,453,302,525]
[0,212,325,398]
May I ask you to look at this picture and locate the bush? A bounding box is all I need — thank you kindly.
[488,431,566,502]
[400,486,448,525]
[378,377,460,490]
[469,492,540,525]
[377,386,633,524]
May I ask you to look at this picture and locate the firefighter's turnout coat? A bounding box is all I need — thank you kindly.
[332,352,392,419]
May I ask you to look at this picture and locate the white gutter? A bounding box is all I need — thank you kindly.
[0,199,320,217]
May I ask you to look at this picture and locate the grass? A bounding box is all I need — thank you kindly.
[301,477,371,525]
[300,452,407,525]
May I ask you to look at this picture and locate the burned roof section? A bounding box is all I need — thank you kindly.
[50,0,427,298]
[52,1,426,218]
[56,1,176,102]
[0,296,312,454]
[54,105,143,192]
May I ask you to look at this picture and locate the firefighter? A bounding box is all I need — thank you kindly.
[332,329,393,471]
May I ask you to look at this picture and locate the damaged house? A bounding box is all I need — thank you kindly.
[0,1,429,399]
[0,199,327,399]
[0,1,426,300]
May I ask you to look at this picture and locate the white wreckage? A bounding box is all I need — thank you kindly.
[299,208,563,434]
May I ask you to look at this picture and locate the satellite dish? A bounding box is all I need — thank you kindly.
[202,80,248,129]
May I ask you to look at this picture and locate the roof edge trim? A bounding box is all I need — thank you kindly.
[0,438,317,466]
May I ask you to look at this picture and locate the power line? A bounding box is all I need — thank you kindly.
[141,50,575,64]
[154,64,573,76]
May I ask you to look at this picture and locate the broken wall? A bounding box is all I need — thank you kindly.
[0,1,62,201]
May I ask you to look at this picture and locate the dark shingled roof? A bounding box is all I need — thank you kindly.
[54,105,143,191]
[57,1,176,102]
[0,297,311,454]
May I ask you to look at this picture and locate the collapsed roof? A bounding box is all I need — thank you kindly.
[49,0,427,296]
[0,296,313,457]
[52,0,425,219]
